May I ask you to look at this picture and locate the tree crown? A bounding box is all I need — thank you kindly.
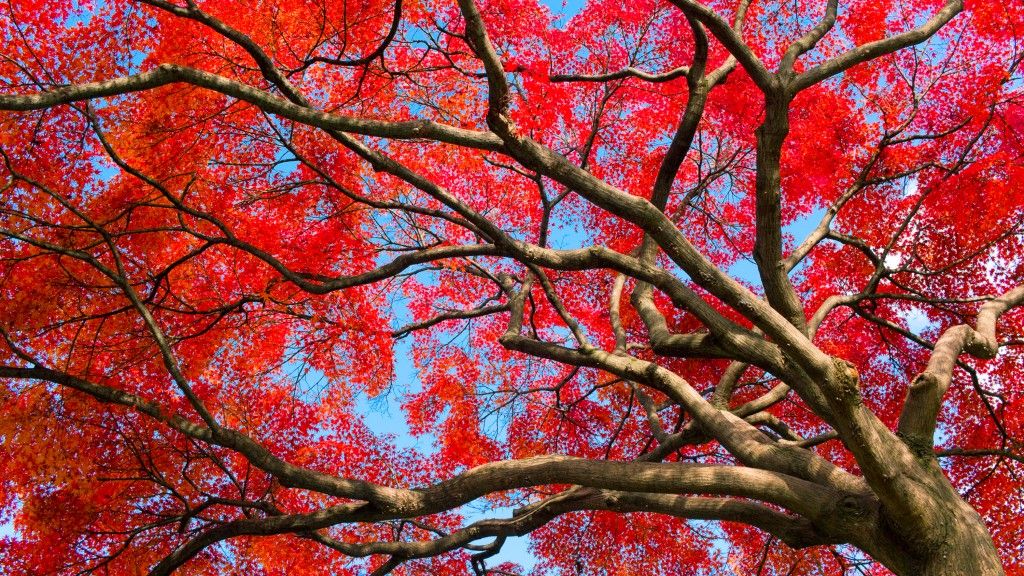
[0,0,1023,574]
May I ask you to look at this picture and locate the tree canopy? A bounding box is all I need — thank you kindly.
[0,0,1023,574]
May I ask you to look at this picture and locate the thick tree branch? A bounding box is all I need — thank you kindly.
[779,0,838,73]
[666,0,774,91]
[899,285,1024,448]
[0,64,504,151]
[793,0,964,91]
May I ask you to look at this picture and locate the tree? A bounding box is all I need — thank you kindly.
[0,0,1022,573]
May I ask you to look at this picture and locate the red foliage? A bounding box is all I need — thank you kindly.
[0,0,1022,574]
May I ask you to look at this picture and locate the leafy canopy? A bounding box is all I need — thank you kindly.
[0,0,1023,574]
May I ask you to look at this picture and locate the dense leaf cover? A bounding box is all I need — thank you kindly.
[0,0,1023,574]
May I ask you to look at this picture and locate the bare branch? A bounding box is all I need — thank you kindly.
[550,65,690,84]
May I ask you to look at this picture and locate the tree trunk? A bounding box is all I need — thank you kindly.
[859,469,1006,576]
[915,499,1004,576]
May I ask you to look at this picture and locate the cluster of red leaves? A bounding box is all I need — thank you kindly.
[0,0,1023,573]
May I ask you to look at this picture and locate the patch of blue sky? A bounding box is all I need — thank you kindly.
[724,206,829,290]
[0,495,18,542]
[353,326,538,569]
[356,331,437,450]
[63,0,103,27]
[356,393,539,569]
[542,0,588,28]
[545,203,594,250]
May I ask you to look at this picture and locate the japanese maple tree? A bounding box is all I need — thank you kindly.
[1,0,1023,573]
